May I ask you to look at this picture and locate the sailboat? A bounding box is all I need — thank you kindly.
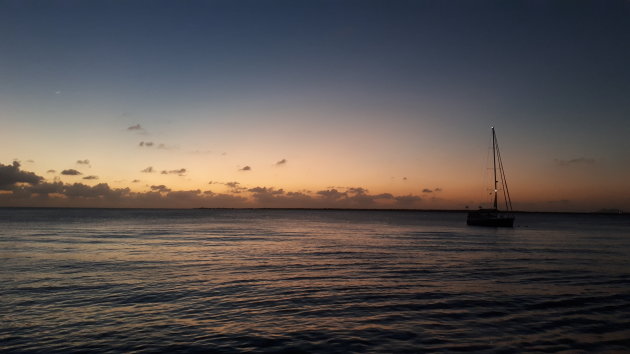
[467,127,515,227]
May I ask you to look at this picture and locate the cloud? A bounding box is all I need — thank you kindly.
[248,187,305,206]
[132,179,141,183]
[76,159,90,165]
[141,167,154,173]
[127,124,142,131]
[395,195,422,206]
[151,185,172,193]
[47,169,56,174]
[248,187,285,198]
[225,181,246,193]
[138,141,176,150]
[275,159,287,166]
[29,181,64,196]
[347,187,368,195]
[82,175,98,180]
[161,168,187,176]
[1,180,425,209]
[241,185,413,208]
[317,189,347,200]
[343,188,393,207]
[554,157,596,166]
[0,161,44,190]
[248,186,279,194]
[1,164,429,209]
[61,169,82,176]
[435,188,443,192]
[64,183,130,199]
[422,188,433,193]
[239,166,252,171]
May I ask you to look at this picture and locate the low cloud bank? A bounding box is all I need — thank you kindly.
[0,162,425,209]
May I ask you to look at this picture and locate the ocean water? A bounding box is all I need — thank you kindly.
[1,208,629,353]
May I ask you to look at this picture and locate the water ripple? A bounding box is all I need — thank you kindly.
[1,209,630,352]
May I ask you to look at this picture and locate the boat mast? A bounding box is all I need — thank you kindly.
[492,127,498,209]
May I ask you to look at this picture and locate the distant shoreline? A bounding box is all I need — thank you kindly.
[0,206,626,215]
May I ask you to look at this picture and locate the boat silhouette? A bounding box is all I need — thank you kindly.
[467,127,515,227]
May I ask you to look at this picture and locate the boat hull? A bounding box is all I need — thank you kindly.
[467,209,514,227]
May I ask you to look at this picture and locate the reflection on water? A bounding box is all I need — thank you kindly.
[1,209,630,352]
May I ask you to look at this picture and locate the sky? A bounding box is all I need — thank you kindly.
[1,0,629,211]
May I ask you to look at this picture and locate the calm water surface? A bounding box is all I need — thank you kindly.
[1,208,629,352]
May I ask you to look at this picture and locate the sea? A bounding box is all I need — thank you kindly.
[1,208,629,353]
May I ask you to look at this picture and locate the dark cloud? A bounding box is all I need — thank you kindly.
[317,189,347,200]
[47,169,56,174]
[0,181,246,208]
[29,181,64,196]
[422,188,433,193]
[64,183,130,199]
[347,187,368,195]
[225,181,246,193]
[248,187,307,206]
[10,181,64,199]
[249,187,285,195]
[395,195,422,206]
[242,185,414,209]
[0,179,426,209]
[275,159,287,166]
[132,179,141,183]
[344,188,393,207]
[141,166,154,173]
[239,166,252,171]
[76,159,90,165]
[61,169,82,176]
[82,175,98,180]
[127,124,142,131]
[0,161,44,190]
[161,168,187,176]
[554,157,596,166]
[1,163,428,209]
[138,141,174,149]
[403,177,407,181]
[151,185,171,193]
